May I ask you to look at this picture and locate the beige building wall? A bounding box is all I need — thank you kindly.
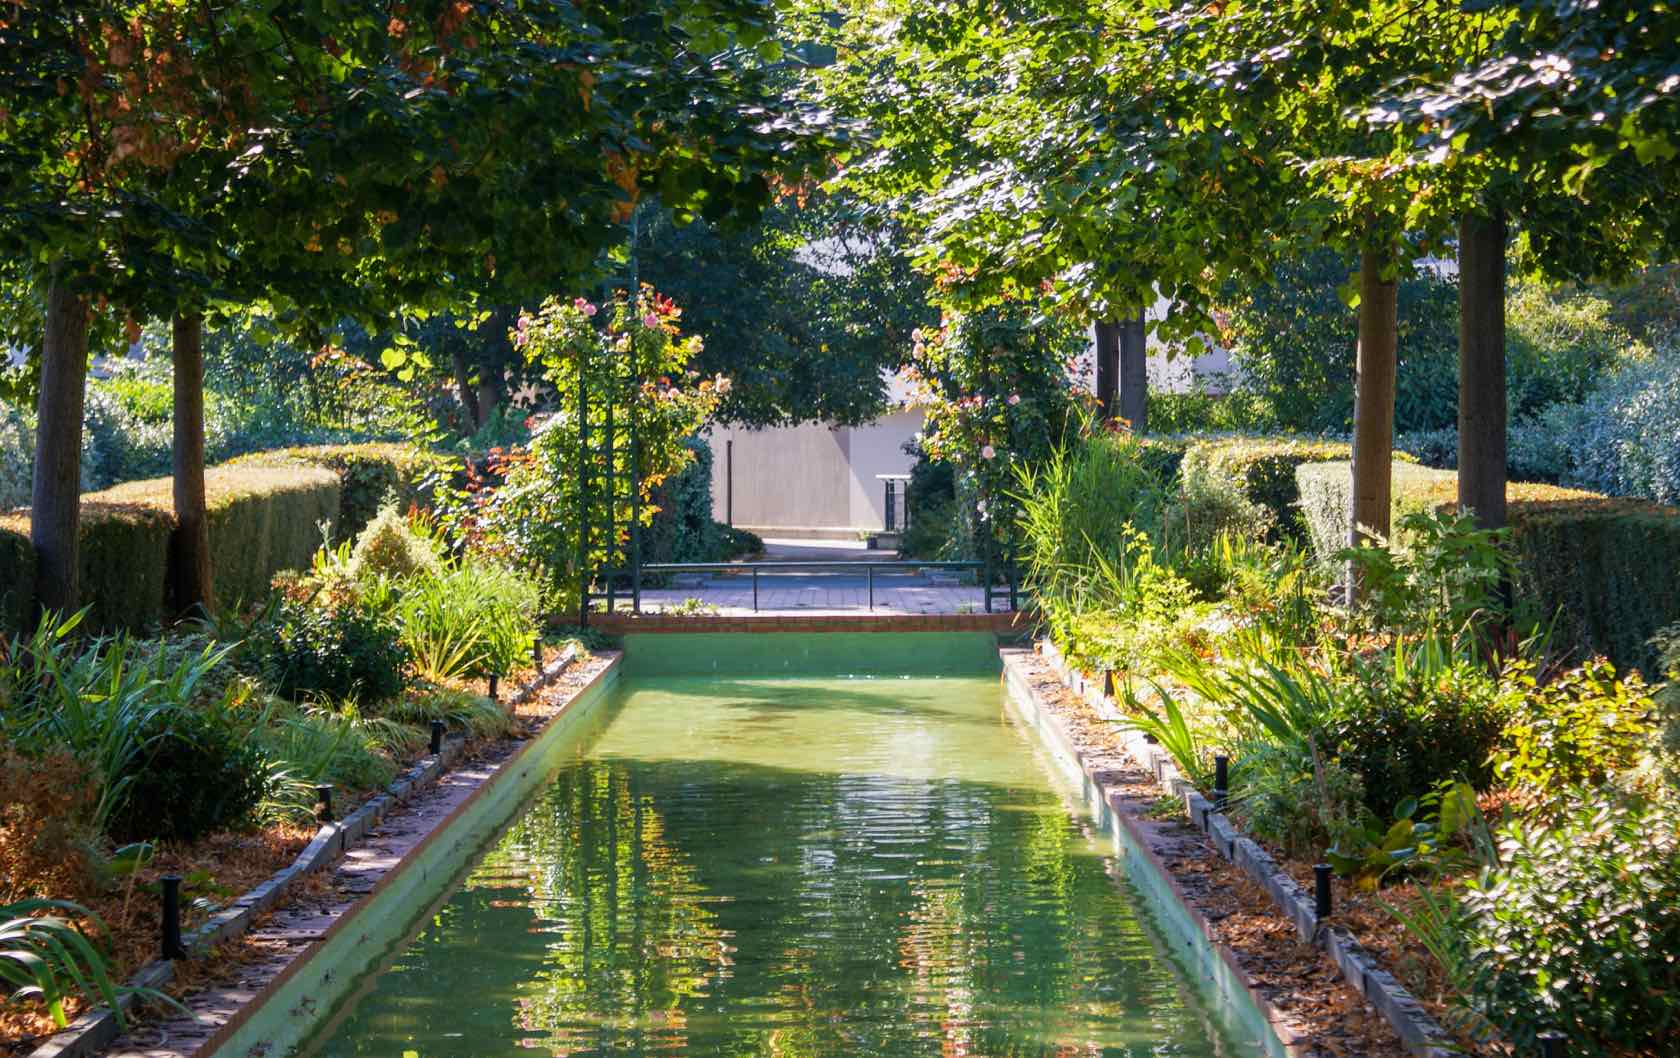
[707,408,925,536]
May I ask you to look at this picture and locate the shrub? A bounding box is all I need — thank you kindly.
[1460,790,1680,1057]
[643,436,726,564]
[0,502,175,634]
[234,442,453,542]
[259,597,408,703]
[396,561,540,681]
[1330,650,1516,816]
[1492,658,1659,796]
[1296,461,1680,674]
[94,464,342,613]
[349,504,441,581]
[1518,346,1680,505]
[0,521,33,637]
[105,704,267,843]
[0,402,33,511]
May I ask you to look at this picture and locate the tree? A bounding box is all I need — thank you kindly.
[1,0,849,615]
[626,194,933,427]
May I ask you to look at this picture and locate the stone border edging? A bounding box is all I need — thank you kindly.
[27,647,582,1058]
[591,611,1027,633]
[1033,639,1454,1058]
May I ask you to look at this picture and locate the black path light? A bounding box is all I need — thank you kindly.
[1314,863,1333,918]
[1213,755,1230,810]
[488,673,500,702]
[430,719,446,755]
[160,875,185,959]
[317,784,334,823]
[1536,1030,1567,1057]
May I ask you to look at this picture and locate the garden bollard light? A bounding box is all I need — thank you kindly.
[161,875,185,959]
[317,784,334,823]
[1143,732,1158,745]
[430,719,445,755]
[1214,755,1229,810]
[1314,863,1333,918]
[1101,669,1115,699]
[532,639,543,669]
[1537,1031,1566,1058]
[489,674,500,701]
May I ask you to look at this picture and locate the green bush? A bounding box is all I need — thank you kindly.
[259,597,409,703]
[1460,790,1680,1057]
[106,704,268,843]
[396,560,540,680]
[92,464,342,614]
[1297,461,1680,673]
[643,437,724,564]
[235,443,453,542]
[349,504,441,581]
[0,522,33,636]
[1178,436,1366,543]
[1330,650,1516,816]
[0,503,176,634]
[1492,659,1659,795]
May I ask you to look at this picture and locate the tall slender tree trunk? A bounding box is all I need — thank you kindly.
[1458,209,1508,530]
[1348,247,1399,593]
[1093,319,1120,419]
[172,312,214,615]
[31,271,92,617]
[1118,311,1149,432]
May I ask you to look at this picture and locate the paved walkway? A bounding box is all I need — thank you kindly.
[611,539,1015,616]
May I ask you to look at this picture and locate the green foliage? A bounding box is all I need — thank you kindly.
[1236,741,1367,863]
[396,561,541,681]
[350,504,442,582]
[1145,390,1270,435]
[643,437,725,565]
[1325,780,1485,889]
[234,443,452,543]
[1,613,237,835]
[1117,680,1212,793]
[1492,659,1659,796]
[0,899,123,1029]
[1339,509,1515,642]
[105,703,267,844]
[259,597,408,705]
[1460,791,1680,1058]
[254,702,398,819]
[1330,647,1516,817]
[383,686,512,741]
[447,290,719,613]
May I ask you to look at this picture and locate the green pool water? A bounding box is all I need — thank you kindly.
[299,655,1254,1058]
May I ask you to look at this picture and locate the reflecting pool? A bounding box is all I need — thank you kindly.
[301,671,1254,1058]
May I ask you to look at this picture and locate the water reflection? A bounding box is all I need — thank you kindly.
[305,676,1247,1058]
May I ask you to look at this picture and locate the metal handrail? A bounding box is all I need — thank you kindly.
[623,559,1016,613]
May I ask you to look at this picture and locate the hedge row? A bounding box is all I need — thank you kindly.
[1297,460,1680,675]
[1,443,445,635]
[232,442,452,542]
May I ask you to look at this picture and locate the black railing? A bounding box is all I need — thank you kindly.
[626,560,1018,613]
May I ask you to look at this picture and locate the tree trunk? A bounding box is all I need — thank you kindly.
[1348,247,1399,589]
[1093,319,1119,419]
[1118,311,1149,432]
[452,347,480,429]
[172,312,214,615]
[31,272,92,618]
[1458,209,1508,530]
[475,306,512,425]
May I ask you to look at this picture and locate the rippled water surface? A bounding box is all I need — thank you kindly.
[305,673,1250,1058]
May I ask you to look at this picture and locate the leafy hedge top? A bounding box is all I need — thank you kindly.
[90,464,341,514]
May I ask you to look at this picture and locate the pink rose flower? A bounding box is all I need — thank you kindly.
[1007,393,1021,406]
[981,444,996,460]
[644,313,659,328]
[583,302,597,317]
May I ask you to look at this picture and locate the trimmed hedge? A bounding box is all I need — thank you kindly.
[1297,460,1680,674]
[0,522,32,635]
[94,465,340,611]
[0,502,174,633]
[1178,436,1416,541]
[1,444,444,633]
[233,443,452,542]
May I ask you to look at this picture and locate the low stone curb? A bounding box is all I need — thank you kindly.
[1035,639,1454,1058]
[26,647,580,1058]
